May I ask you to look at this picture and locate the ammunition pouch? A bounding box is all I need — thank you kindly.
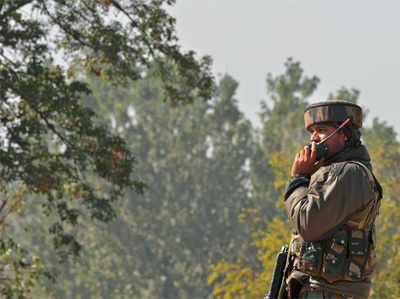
[290,223,377,284]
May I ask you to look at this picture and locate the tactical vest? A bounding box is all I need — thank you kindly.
[288,161,382,283]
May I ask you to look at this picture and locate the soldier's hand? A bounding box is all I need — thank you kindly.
[291,142,319,176]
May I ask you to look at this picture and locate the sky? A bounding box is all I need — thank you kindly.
[169,1,400,136]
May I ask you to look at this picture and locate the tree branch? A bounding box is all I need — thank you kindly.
[0,197,21,228]
[39,0,92,49]
[108,0,155,57]
[0,197,8,215]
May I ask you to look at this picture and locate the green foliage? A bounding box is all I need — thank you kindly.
[208,216,291,299]
[260,57,319,153]
[1,51,143,256]
[328,87,360,104]
[207,144,293,298]
[363,119,400,298]
[0,184,54,297]
[15,71,254,298]
[0,0,214,102]
[250,58,319,221]
[1,0,214,295]
[0,236,54,298]
[208,58,319,299]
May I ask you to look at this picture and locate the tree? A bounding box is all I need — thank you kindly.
[363,119,400,298]
[0,0,213,295]
[208,216,291,299]
[250,58,320,221]
[13,71,254,298]
[208,59,320,298]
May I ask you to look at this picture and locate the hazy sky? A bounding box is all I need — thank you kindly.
[170,1,400,136]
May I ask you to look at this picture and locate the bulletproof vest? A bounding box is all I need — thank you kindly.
[288,161,382,283]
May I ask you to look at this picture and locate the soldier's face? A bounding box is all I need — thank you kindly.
[309,124,347,157]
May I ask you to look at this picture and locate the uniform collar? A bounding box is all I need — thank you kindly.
[324,144,372,168]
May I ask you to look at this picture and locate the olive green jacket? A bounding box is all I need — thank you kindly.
[283,145,382,298]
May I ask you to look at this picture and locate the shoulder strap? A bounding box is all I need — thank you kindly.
[346,160,383,198]
[345,161,382,229]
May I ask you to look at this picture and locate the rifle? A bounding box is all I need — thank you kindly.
[264,245,289,299]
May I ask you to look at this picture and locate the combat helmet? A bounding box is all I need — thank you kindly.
[304,100,362,131]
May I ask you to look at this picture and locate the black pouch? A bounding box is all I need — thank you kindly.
[322,228,347,277]
[349,228,367,256]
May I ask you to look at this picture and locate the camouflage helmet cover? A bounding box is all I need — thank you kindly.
[304,100,362,130]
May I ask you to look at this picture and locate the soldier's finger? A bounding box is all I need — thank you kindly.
[304,146,310,161]
[299,149,305,161]
[310,142,317,162]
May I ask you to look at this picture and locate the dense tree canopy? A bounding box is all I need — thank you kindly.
[0,0,214,295]
[0,1,214,239]
[13,70,255,298]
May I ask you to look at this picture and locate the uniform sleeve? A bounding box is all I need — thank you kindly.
[284,174,311,200]
[283,163,374,241]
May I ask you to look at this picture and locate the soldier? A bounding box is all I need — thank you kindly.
[282,100,382,299]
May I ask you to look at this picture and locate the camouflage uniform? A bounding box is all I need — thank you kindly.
[282,101,382,299]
